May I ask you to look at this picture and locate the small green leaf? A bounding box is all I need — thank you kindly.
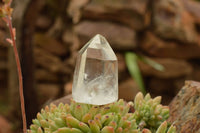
[138,56,165,71]
[167,124,176,133]
[88,120,100,133]
[125,52,146,94]
[101,126,115,133]
[156,121,167,133]
[66,116,80,128]
[78,122,91,132]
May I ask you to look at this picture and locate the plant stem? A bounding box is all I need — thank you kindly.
[6,16,27,133]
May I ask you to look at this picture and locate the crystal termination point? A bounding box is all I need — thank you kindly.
[72,34,118,105]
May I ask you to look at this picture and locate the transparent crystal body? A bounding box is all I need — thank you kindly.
[72,34,118,105]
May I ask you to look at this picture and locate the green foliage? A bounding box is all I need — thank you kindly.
[133,93,169,132]
[125,52,146,94]
[137,56,164,72]
[125,52,164,94]
[29,93,176,133]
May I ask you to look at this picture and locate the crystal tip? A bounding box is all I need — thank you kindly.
[92,34,106,41]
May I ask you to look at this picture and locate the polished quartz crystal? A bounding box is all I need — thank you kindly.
[72,34,118,105]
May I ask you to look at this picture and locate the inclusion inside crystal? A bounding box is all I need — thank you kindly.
[72,34,118,105]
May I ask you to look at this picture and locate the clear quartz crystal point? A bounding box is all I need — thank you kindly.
[72,34,118,105]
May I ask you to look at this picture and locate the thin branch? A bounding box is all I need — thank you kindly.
[6,16,27,133]
[0,1,27,132]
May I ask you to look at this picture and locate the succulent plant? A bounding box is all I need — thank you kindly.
[133,93,170,132]
[29,92,176,133]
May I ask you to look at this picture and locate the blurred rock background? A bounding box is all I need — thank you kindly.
[0,0,200,132]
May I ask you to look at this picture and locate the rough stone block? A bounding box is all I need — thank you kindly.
[168,81,200,132]
[74,21,137,50]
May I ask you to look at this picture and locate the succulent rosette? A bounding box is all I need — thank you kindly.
[29,92,176,133]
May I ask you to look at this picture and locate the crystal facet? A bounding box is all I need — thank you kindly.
[72,34,118,105]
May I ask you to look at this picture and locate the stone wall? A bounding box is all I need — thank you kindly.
[32,0,200,104]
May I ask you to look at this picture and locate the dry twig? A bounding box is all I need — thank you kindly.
[0,0,27,132]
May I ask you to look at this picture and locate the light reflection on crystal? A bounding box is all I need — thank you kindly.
[72,34,118,105]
